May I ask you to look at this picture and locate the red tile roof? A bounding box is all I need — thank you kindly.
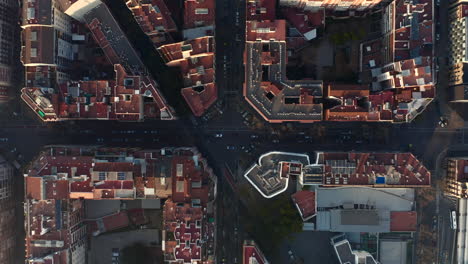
[390,211,417,232]
[21,7,176,122]
[21,26,55,65]
[26,177,43,200]
[94,180,134,190]
[158,37,217,116]
[246,0,276,21]
[25,146,215,262]
[93,162,135,172]
[126,0,177,46]
[27,146,214,200]
[174,222,202,262]
[87,211,130,235]
[25,199,85,262]
[45,180,70,199]
[243,242,267,264]
[291,191,316,220]
[355,0,435,122]
[158,37,214,62]
[281,8,324,37]
[325,84,373,121]
[184,0,215,29]
[163,200,205,263]
[322,152,430,186]
[70,180,94,193]
[22,63,173,121]
[181,84,217,116]
[246,20,286,42]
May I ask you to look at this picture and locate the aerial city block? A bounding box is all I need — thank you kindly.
[0,0,466,263]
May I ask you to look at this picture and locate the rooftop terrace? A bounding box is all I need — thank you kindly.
[163,200,208,263]
[158,36,217,116]
[245,151,430,198]
[184,0,215,29]
[244,20,324,123]
[26,146,215,201]
[20,0,176,122]
[25,145,216,263]
[245,0,435,123]
[126,0,177,46]
[243,240,269,264]
[244,151,310,198]
[291,190,316,221]
[316,187,415,233]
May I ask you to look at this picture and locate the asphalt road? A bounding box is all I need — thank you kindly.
[437,198,457,264]
[0,113,463,264]
[1,0,465,263]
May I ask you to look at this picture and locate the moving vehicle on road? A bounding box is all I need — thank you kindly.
[450,210,457,230]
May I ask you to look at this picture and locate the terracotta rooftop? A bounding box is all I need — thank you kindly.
[242,0,434,123]
[358,0,434,122]
[158,37,214,62]
[246,20,286,42]
[158,37,217,116]
[21,64,171,121]
[245,151,430,198]
[181,83,217,116]
[163,200,204,263]
[25,199,85,262]
[291,190,316,221]
[126,0,177,46]
[26,146,214,200]
[243,240,268,264]
[246,0,276,21]
[25,146,216,262]
[325,84,374,121]
[390,211,417,232]
[321,152,431,186]
[244,20,323,123]
[20,1,176,122]
[87,211,130,236]
[184,0,215,29]
[281,8,324,39]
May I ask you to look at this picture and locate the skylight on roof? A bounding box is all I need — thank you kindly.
[30,48,37,58]
[195,8,209,15]
[27,8,35,20]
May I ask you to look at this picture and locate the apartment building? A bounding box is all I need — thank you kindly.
[25,146,217,263]
[0,0,19,102]
[444,157,468,198]
[448,2,468,101]
[21,0,74,88]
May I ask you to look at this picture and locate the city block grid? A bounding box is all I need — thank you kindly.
[24,146,217,264]
[0,0,467,263]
